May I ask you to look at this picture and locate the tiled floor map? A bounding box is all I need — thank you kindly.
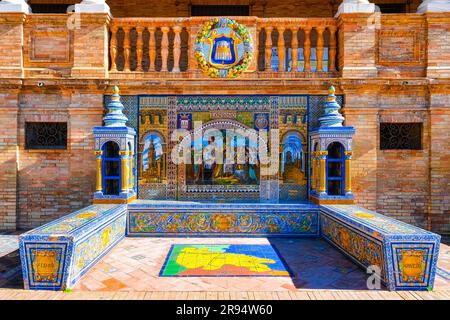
[160,244,291,277]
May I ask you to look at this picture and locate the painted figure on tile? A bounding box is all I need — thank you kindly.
[188,129,259,185]
[203,136,217,184]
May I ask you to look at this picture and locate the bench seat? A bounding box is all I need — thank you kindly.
[19,204,127,290]
[320,205,441,291]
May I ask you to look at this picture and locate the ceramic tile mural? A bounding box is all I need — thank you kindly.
[390,243,436,289]
[127,202,320,236]
[320,213,387,282]
[160,244,291,277]
[70,215,126,285]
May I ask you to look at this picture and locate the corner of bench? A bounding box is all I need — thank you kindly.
[319,205,441,291]
[19,204,127,291]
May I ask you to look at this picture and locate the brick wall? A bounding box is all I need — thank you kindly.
[376,99,429,229]
[342,92,379,211]
[0,93,19,231]
[429,94,450,234]
[16,92,102,229]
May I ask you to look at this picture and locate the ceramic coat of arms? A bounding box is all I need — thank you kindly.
[194,17,253,78]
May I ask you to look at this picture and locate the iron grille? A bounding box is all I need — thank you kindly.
[380,123,422,150]
[25,122,67,150]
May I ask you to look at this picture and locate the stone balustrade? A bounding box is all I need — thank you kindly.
[0,11,448,80]
[109,17,338,77]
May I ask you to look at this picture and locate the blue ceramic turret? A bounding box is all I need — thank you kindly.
[318,86,345,127]
[103,86,128,127]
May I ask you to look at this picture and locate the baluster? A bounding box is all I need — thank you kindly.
[277,27,285,72]
[328,26,337,72]
[186,27,191,71]
[109,25,118,72]
[255,27,261,70]
[316,26,325,72]
[123,26,131,72]
[148,27,156,72]
[136,26,144,72]
[264,26,273,71]
[291,28,298,72]
[188,25,198,71]
[173,25,182,72]
[303,27,311,72]
[160,26,170,72]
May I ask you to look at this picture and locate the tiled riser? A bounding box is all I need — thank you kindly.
[127,204,320,237]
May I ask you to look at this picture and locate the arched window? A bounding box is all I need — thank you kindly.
[326,142,345,196]
[102,141,121,195]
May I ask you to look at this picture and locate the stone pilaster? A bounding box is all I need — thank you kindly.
[71,13,111,78]
[428,86,450,234]
[337,12,380,78]
[0,91,19,230]
[0,12,26,78]
[424,12,450,78]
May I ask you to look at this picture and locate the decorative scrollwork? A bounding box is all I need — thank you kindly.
[25,122,67,150]
[380,123,422,150]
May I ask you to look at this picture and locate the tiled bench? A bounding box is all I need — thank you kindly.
[19,204,127,290]
[320,205,441,291]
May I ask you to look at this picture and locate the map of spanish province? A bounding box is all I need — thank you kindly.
[160,244,291,277]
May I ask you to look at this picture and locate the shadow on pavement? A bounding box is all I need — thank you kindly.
[268,238,385,290]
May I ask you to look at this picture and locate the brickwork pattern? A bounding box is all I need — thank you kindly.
[0,7,448,234]
[0,94,19,231]
[16,93,103,229]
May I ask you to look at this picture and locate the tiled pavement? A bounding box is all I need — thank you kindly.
[73,238,372,291]
[0,235,449,300]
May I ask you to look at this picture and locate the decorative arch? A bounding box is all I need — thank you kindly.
[178,119,265,151]
[140,130,166,183]
[99,138,122,151]
[177,119,265,192]
[281,130,305,174]
[140,130,166,145]
[281,130,305,144]
[324,139,349,151]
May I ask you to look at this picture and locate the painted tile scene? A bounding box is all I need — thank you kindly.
[0,0,450,304]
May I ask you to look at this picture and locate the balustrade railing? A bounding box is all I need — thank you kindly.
[109,17,338,77]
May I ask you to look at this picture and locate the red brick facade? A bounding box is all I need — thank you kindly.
[0,2,448,234]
